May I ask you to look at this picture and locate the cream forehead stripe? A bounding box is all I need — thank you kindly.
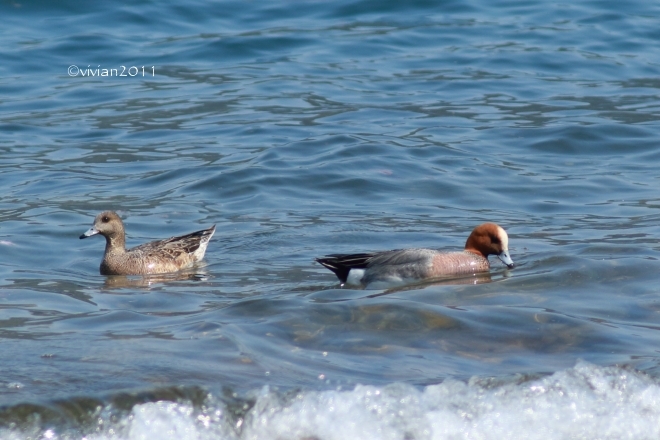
[497,225,509,249]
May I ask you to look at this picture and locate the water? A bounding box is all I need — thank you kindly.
[2,0,660,438]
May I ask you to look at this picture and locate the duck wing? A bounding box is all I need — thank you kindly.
[317,249,438,283]
[130,226,216,260]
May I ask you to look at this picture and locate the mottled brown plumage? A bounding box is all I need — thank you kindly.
[80,211,215,275]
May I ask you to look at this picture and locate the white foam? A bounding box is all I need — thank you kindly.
[14,361,660,440]
[241,361,660,440]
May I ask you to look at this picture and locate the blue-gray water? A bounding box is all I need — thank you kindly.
[2,0,660,438]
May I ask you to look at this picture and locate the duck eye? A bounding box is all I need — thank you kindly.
[102,216,110,223]
[492,237,501,245]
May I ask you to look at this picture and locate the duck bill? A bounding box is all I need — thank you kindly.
[498,250,514,268]
[80,227,99,239]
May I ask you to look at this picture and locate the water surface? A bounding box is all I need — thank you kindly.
[2,0,660,438]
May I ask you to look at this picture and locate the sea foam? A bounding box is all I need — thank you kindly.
[5,361,659,440]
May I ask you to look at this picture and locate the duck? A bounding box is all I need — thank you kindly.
[315,222,514,289]
[80,211,215,275]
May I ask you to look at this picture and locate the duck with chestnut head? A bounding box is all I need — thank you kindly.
[316,222,514,289]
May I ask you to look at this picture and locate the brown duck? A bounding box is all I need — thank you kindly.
[80,211,215,275]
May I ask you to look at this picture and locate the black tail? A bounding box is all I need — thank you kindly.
[315,253,374,283]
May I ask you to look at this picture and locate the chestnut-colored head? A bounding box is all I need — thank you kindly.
[464,222,514,268]
[79,211,126,248]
